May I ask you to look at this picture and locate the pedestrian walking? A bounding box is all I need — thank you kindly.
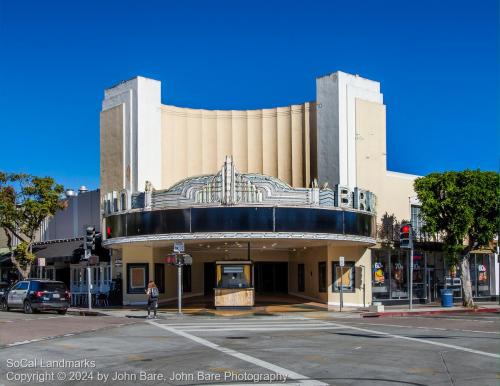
[146,281,159,319]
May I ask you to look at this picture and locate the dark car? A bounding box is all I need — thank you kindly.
[1,279,70,314]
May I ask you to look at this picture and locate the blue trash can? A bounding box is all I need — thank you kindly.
[440,289,454,307]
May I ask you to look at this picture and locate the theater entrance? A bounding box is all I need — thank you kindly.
[254,262,288,294]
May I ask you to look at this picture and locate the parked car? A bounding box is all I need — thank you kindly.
[1,279,70,314]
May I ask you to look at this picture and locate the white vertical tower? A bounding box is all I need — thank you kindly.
[101,76,162,193]
[316,71,384,189]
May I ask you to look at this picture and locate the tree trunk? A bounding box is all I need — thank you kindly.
[9,251,29,279]
[460,255,474,308]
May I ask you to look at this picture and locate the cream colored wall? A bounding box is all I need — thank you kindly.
[289,246,329,303]
[160,103,316,189]
[288,245,371,306]
[328,245,371,307]
[100,105,124,195]
[355,99,417,223]
[121,245,154,305]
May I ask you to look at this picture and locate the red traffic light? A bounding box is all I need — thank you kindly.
[401,224,411,233]
[165,255,177,264]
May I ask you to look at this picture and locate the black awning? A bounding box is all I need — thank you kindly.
[32,237,110,264]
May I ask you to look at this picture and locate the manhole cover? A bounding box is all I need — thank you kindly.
[226,336,248,340]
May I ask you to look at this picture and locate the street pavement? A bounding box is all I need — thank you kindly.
[0,310,498,386]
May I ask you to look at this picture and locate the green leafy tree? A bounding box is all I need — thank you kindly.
[0,173,65,279]
[414,170,499,307]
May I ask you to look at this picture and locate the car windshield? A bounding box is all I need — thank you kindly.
[33,282,67,292]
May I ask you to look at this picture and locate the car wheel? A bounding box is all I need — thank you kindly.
[23,301,33,314]
[1,300,9,312]
[57,309,67,315]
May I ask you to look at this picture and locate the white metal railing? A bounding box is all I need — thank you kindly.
[70,263,112,306]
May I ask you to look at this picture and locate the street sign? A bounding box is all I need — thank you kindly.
[173,242,185,253]
[89,255,99,265]
[339,256,345,267]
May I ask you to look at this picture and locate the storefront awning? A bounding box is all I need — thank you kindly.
[32,239,84,264]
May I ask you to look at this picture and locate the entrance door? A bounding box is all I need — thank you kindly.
[204,263,216,295]
[426,268,435,302]
[254,262,288,294]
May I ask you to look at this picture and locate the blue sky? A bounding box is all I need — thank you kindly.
[0,0,498,190]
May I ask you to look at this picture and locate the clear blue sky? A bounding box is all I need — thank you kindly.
[0,0,498,190]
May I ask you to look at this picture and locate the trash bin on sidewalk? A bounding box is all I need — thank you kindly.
[440,289,454,307]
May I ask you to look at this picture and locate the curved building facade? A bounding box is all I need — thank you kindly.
[100,71,420,307]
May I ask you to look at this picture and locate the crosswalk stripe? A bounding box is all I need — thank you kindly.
[149,321,328,385]
[171,323,333,328]
[177,326,345,332]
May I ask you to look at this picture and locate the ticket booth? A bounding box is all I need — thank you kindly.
[214,261,254,309]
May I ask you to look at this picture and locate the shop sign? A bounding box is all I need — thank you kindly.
[89,255,99,265]
[37,257,46,267]
[478,264,487,283]
[339,256,345,267]
[374,262,385,284]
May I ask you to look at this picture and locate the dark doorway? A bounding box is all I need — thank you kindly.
[255,262,288,294]
[56,268,70,288]
[298,264,305,292]
[204,262,216,295]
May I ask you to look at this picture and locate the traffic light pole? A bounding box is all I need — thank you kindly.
[87,265,92,311]
[339,265,343,312]
[409,245,413,311]
[177,262,183,315]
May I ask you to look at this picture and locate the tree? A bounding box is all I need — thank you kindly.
[414,170,499,308]
[378,212,408,245]
[0,173,65,279]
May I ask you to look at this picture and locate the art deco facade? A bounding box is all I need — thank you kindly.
[100,71,421,307]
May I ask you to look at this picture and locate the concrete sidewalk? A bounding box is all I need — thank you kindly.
[68,301,500,319]
[362,301,500,318]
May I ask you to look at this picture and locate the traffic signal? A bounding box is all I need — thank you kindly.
[85,226,96,251]
[400,223,413,249]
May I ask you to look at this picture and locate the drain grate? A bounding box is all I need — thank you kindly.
[226,336,248,340]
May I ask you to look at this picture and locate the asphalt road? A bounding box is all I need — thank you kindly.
[0,310,498,386]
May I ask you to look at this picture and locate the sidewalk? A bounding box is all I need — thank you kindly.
[361,301,500,318]
[68,301,500,319]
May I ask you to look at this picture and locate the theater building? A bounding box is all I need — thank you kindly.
[99,71,499,307]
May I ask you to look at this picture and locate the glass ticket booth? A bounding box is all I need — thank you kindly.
[214,261,254,309]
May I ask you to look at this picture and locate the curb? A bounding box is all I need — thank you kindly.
[67,309,106,317]
[362,307,500,318]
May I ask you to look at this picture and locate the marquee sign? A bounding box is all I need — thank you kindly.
[102,156,376,214]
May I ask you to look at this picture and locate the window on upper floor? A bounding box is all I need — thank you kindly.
[410,205,424,239]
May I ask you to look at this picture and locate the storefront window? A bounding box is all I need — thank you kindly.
[332,262,355,292]
[372,250,390,300]
[318,262,326,293]
[391,250,408,299]
[411,205,424,239]
[474,254,490,297]
[412,253,426,299]
[219,265,249,288]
